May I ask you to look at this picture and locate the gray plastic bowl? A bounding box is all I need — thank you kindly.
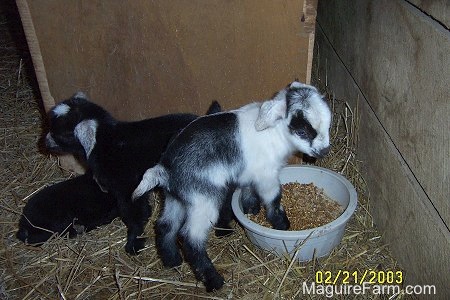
[231,165,357,261]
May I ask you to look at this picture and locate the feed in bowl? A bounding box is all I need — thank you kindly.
[247,182,344,231]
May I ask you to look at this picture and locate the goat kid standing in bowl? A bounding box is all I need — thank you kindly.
[132,81,332,291]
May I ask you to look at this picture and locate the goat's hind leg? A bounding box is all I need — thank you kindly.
[156,193,184,267]
[181,196,224,291]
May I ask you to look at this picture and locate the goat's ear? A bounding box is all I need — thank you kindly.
[255,99,287,131]
[72,91,89,102]
[74,120,97,158]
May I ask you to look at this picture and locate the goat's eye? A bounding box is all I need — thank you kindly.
[295,129,309,139]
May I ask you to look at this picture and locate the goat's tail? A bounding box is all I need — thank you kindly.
[132,164,168,201]
[205,100,222,115]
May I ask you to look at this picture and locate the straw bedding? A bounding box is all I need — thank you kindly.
[0,2,411,299]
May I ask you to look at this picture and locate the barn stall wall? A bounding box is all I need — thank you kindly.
[314,0,449,298]
[16,0,318,171]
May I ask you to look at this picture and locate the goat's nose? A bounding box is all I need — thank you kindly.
[319,146,330,157]
[314,146,330,158]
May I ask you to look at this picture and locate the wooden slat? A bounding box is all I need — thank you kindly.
[314,25,450,298]
[317,0,450,230]
[23,0,313,120]
[407,0,450,29]
[16,0,54,110]
[303,0,318,84]
[16,0,83,173]
[19,0,317,173]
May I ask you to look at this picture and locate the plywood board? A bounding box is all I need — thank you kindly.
[18,0,315,121]
[317,0,450,229]
[408,0,450,29]
[357,87,450,298]
[314,26,450,299]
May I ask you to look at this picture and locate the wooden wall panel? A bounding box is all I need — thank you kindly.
[314,25,450,299]
[408,0,450,29]
[317,0,450,229]
[20,0,314,121]
[357,81,450,297]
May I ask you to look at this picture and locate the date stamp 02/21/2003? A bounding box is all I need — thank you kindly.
[315,270,403,285]
[306,270,437,297]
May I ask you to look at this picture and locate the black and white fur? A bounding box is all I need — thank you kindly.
[16,172,119,245]
[132,81,332,291]
[45,93,221,254]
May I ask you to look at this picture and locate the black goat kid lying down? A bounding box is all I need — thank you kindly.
[16,172,118,245]
[45,93,221,254]
[133,81,332,291]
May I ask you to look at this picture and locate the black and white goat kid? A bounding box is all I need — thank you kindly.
[17,172,118,244]
[132,81,332,291]
[45,93,221,254]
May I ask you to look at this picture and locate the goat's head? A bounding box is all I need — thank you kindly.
[255,81,332,158]
[45,92,110,158]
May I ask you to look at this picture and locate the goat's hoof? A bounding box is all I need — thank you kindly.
[162,253,183,268]
[243,204,261,215]
[204,273,225,292]
[203,273,225,292]
[125,238,146,255]
[267,209,290,230]
[273,223,290,231]
[271,217,290,231]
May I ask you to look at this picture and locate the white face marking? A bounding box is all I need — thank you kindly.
[74,119,98,158]
[45,132,58,147]
[52,103,70,117]
[284,83,332,157]
[289,94,331,156]
[305,94,331,152]
[74,91,87,99]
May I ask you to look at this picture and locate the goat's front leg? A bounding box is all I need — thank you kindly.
[181,196,224,292]
[254,178,290,230]
[214,189,235,237]
[240,185,261,215]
